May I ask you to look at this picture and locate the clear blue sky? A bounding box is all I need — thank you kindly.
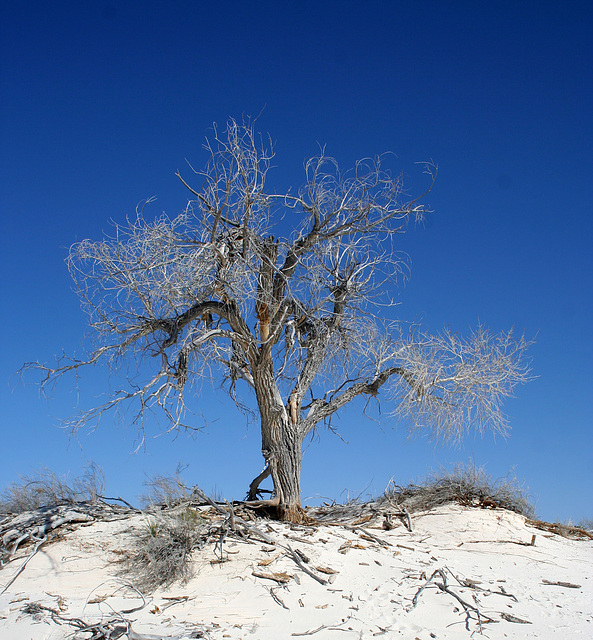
[1,1,591,522]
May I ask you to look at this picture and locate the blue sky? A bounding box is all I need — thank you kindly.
[1,1,591,522]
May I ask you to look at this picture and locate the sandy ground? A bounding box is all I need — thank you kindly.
[1,504,591,639]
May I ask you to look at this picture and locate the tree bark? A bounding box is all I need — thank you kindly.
[253,364,304,522]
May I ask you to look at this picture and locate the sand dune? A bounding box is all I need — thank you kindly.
[1,503,591,639]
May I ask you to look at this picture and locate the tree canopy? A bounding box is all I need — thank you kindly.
[29,119,531,521]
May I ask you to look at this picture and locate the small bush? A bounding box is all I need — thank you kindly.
[0,464,105,514]
[577,518,593,531]
[127,507,206,591]
[383,463,535,517]
[139,473,192,508]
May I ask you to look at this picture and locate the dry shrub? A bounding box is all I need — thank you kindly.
[127,507,206,591]
[383,463,535,517]
[139,473,192,508]
[0,464,105,514]
[577,518,593,531]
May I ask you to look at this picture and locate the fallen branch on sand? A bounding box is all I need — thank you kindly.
[286,545,330,585]
[0,533,47,594]
[500,612,532,624]
[291,615,355,636]
[526,519,593,540]
[542,579,581,589]
[21,602,193,640]
[411,568,496,632]
[252,570,292,584]
[1,500,135,592]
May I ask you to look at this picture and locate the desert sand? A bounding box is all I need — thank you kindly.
[1,503,591,639]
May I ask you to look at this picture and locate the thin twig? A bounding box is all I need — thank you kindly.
[268,586,289,609]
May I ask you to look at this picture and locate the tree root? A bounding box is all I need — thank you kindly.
[247,465,272,501]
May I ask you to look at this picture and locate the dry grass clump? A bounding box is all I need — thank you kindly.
[0,465,105,515]
[577,518,593,531]
[139,472,193,509]
[126,507,207,591]
[383,464,535,517]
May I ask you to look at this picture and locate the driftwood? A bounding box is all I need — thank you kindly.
[463,534,537,547]
[500,612,532,624]
[410,566,537,631]
[190,487,276,545]
[542,579,581,589]
[286,545,329,586]
[447,568,518,602]
[20,600,200,640]
[252,570,292,584]
[267,585,289,609]
[291,615,355,636]
[1,533,47,594]
[1,499,136,593]
[411,568,496,632]
[526,518,593,540]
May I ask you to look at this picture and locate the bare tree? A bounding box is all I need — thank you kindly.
[27,119,531,522]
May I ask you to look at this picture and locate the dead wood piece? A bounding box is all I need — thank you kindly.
[460,578,481,587]
[238,521,276,545]
[268,586,289,610]
[1,502,125,566]
[1,534,47,594]
[448,569,518,602]
[372,625,392,636]
[258,552,282,567]
[542,579,581,589]
[88,594,111,604]
[466,536,536,547]
[224,499,236,532]
[293,548,311,564]
[159,595,195,612]
[526,518,593,540]
[351,514,373,525]
[191,489,276,546]
[355,527,391,548]
[286,546,329,585]
[210,557,230,565]
[285,534,315,545]
[338,540,366,554]
[20,602,181,640]
[97,495,139,511]
[315,565,339,575]
[396,507,413,532]
[411,568,495,632]
[252,570,292,584]
[291,615,354,636]
[500,612,532,624]
[247,464,272,501]
[291,624,329,636]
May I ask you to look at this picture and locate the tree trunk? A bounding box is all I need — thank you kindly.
[253,365,304,522]
[263,415,303,521]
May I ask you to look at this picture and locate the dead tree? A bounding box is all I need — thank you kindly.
[26,119,531,522]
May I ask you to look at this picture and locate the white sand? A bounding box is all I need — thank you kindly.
[1,504,591,639]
